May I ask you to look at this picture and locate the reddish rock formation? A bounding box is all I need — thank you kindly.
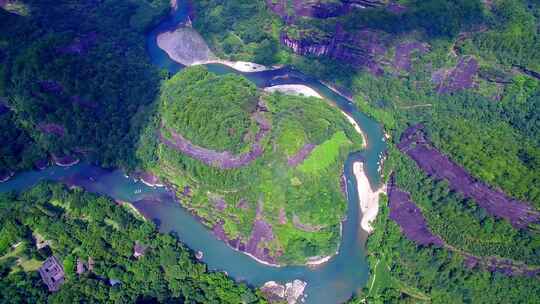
[212,196,227,212]
[34,158,49,170]
[38,123,65,137]
[237,198,249,210]
[267,0,384,20]
[388,181,444,246]
[292,214,325,232]
[432,56,478,93]
[159,111,271,169]
[211,201,279,265]
[398,124,540,229]
[281,27,388,75]
[389,181,540,277]
[0,170,14,183]
[386,1,407,14]
[139,172,164,187]
[279,207,288,225]
[287,143,316,166]
[393,41,429,72]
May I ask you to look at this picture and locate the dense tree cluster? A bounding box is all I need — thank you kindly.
[160,66,259,154]
[0,0,169,174]
[0,183,264,303]
[192,0,282,64]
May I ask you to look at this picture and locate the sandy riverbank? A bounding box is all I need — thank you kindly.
[242,251,282,268]
[353,162,386,234]
[306,255,333,266]
[264,84,322,98]
[205,59,278,73]
[342,111,367,148]
[116,200,146,221]
[265,84,367,147]
[0,171,14,183]
[157,27,279,73]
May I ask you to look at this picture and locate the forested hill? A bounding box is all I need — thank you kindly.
[0,0,170,176]
[0,182,264,303]
[191,0,540,302]
[137,66,363,265]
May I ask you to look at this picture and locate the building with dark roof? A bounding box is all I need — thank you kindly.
[38,256,65,292]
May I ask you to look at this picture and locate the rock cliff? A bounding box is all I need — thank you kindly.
[267,0,385,20]
[281,25,388,74]
[261,280,307,304]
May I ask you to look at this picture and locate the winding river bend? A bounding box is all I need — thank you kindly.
[0,4,387,304]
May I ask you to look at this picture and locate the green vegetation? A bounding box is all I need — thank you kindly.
[0,111,43,175]
[0,0,169,174]
[356,193,540,304]
[471,0,540,70]
[390,145,540,263]
[161,66,259,154]
[138,67,363,264]
[192,0,283,65]
[1,0,539,301]
[192,0,540,301]
[298,131,350,174]
[0,182,264,303]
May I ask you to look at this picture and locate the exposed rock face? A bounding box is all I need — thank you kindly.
[279,207,288,224]
[156,27,216,66]
[389,178,540,277]
[398,124,540,229]
[432,56,478,93]
[287,143,316,166]
[139,172,164,187]
[34,158,49,170]
[211,195,227,212]
[388,179,444,246]
[386,1,407,14]
[281,27,387,75]
[292,214,325,232]
[267,0,392,73]
[210,201,279,265]
[393,41,429,72]
[159,110,271,169]
[261,280,307,304]
[267,0,385,20]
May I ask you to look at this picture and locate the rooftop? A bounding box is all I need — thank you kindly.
[38,256,65,292]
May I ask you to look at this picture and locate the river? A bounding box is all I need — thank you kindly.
[0,3,387,304]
